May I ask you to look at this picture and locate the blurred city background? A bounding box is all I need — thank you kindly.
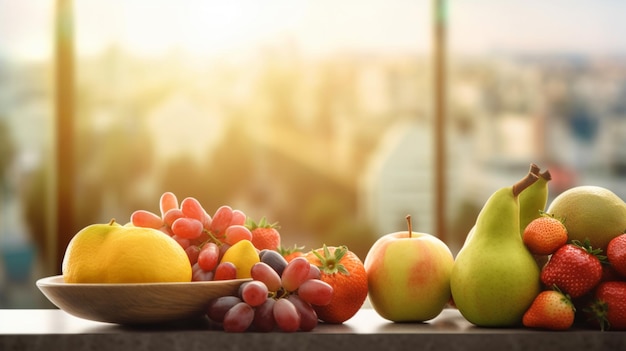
[1,0,625,308]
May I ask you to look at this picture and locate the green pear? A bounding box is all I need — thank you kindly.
[451,168,541,327]
[462,164,549,246]
[519,164,551,236]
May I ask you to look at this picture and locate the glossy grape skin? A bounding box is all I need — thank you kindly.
[223,225,253,246]
[180,197,207,222]
[159,191,179,217]
[297,279,333,306]
[287,294,318,331]
[273,298,300,332]
[250,262,282,292]
[163,208,184,228]
[171,217,204,240]
[197,242,220,272]
[281,257,311,292]
[185,245,201,265]
[240,281,269,307]
[223,302,254,332]
[206,296,242,323]
[214,262,237,280]
[230,209,247,226]
[130,210,163,229]
[259,249,288,276]
[307,264,321,280]
[211,205,233,235]
[191,263,214,281]
[251,298,276,332]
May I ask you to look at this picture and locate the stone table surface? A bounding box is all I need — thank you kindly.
[1,308,624,351]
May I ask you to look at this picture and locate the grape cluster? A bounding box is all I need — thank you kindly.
[130,192,253,281]
[207,250,334,332]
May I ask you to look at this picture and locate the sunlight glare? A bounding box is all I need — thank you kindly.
[75,0,429,58]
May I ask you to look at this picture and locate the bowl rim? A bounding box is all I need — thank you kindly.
[36,275,250,287]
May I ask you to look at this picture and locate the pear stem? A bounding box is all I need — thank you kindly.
[512,168,539,198]
[540,169,552,181]
[406,215,413,238]
[529,163,540,176]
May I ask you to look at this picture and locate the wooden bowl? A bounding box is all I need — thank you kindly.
[36,275,249,325]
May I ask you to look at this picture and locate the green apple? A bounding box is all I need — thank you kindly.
[364,216,455,322]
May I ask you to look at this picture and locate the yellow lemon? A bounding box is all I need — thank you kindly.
[62,219,192,283]
[220,239,259,279]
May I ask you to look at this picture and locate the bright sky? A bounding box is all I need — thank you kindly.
[448,0,626,55]
[72,0,431,58]
[1,0,625,60]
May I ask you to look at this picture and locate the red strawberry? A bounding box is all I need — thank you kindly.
[607,234,626,278]
[522,289,575,330]
[585,281,626,331]
[540,239,605,298]
[278,244,305,262]
[245,217,281,251]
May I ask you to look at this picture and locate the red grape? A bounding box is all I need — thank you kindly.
[159,191,179,218]
[230,209,247,226]
[171,235,191,249]
[163,208,185,228]
[191,263,214,281]
[200,213,212,231]
[223,302,254,332]
[130,209,163,229]
[214,261,237,280]
[251,298,276,332]
[287,294,318,331]
[218,243,231,261]
[171,217,203,240]
[307,264,321,280]
[223,225,253,246]
[185,245,201,265]
[273,298,300,332]
[211,205,233,235]
[260,249,288,276]
[206,296,241,323]
[250,262,282,292]
[281,257,311,292]
[297,279,333,306]
[197,242,219,272]
[180,197,207,222]
[240,281,269,307]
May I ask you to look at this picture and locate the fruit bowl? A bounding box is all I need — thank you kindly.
[36,275,250,325]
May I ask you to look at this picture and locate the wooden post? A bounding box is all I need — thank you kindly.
[54,0,75,273]
[433,0,447,243]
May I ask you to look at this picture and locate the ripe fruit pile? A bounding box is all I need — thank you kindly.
[206,251,333,332]
[451,163,626,331]
[522,216,626,331]
[129,191,370,332]
[130,192,280,281]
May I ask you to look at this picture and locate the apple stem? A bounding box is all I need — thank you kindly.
[406,215,412,238]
